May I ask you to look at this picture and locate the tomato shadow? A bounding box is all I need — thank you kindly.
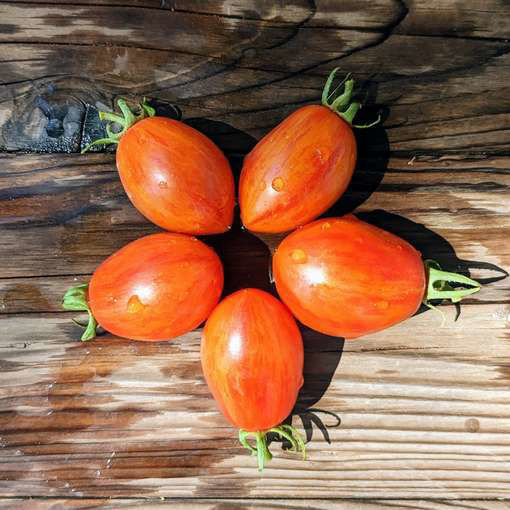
[184,117,257,186]
[322,83,390,217]
[293,328,344,443]
[206,215,274,296]
[182,117,274,296]
[356,210,509,317]
[266,328,344,451]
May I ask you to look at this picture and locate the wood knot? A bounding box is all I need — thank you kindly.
[465,418,480,433]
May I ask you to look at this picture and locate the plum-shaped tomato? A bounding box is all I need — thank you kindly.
[239,69,377,233]
[273,216,480,338]
[63,233,223,341]
[83,99,234,235]
[201,289,305,470]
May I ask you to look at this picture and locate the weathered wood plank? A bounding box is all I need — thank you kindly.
[397,0,510,39]
[0,303,510,498]
[3,42,510,152]
[0,2,380,60]
[1,1,509,154]
[2,0,506,41]
[2,498,510,510]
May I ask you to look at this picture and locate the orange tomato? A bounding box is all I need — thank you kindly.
[200,288,306,469]
[201,289,303,431]
[84,100,235,235]
[273,216,426,338]
[64,233,223,341]
[117,117,234,234]
[238,68,380,234]
[240,104,356,233]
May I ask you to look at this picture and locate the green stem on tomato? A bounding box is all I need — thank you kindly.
[321,67,380,128]
[81,97,156,154]
[423,259,481,313]
[239,424,306,471]
[62,283,97,341]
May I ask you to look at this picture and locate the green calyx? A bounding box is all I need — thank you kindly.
[81,97,156,153]
[424,259,481,313]
[321,67,380,128]
[62,283,97,341]
[239,424,306,472]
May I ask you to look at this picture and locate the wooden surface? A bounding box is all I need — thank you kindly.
[1,0,510,507]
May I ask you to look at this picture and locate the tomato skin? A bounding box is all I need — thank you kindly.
[239,105,356,233]
[201,289,303,431]
[273,216,426,338]
[88,233,223,341]
[116,117,235,235]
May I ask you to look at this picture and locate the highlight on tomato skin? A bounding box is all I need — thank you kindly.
[82,99,235,235]
[200,288,306,470]
[272,215,481,339]
[62,233,224,342]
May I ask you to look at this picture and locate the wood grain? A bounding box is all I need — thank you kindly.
[1,0,510,503]
[3,499,510,510]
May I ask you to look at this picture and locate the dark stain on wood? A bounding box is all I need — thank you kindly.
[1,79,112,152]
[1,283,52,313]
[0,336,240,495]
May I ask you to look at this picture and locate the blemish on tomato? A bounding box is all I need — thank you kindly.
[271,177,285,192]
[375,300,389,310]
[291,249,307,263]
[158,181,168,189]
[322,222,331,230]
[315,148,325,163]
[127,294,145,313]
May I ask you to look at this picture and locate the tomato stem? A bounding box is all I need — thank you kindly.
[321,68,380,128]
[81,97,156,154]
[62,283,97,341]
[424,259,481,305]
[239,424,306,471]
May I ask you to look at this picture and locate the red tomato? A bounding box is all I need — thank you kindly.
[201,289,307,469]
[201,289,303,431]
[64,233,223,341]
[273,216,426,338]
[240,105,356,233]
[84,100,235,235]
[117,117,234,234]
[273,216,480,338]
[238,69,377,234]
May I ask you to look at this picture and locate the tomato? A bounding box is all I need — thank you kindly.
[84,99,235,235]
[63,233,223,341]
[273,216,481,338]
[201,289,305,470]
[239,69,375,233]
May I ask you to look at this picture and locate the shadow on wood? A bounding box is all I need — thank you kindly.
[290,329,344,445]
[323,83,390,217]
[184,117,257,184]
[270,328,344,450]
